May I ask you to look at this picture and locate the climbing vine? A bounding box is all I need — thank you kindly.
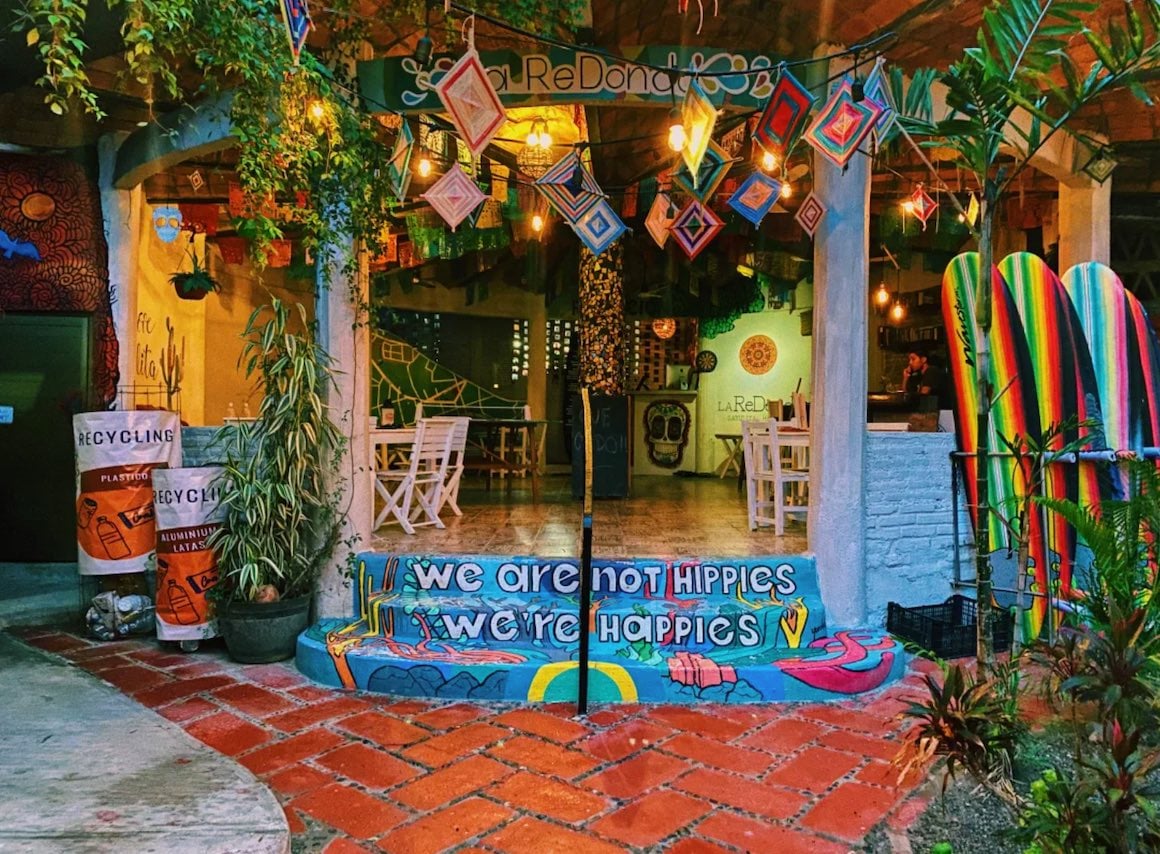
[7,0,582,272]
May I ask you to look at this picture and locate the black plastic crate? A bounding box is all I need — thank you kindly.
[886,595,1013,659]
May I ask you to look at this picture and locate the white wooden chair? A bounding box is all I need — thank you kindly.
[373,418,456,534]
[742,418,810,535]
[791,392,810,472]
[421,416,470,516]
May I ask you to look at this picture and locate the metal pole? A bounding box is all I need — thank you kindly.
[950,451,962,588]
[577,387,594,717]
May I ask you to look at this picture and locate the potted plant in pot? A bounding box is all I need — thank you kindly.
[207,298,344,663]
[170,249,220,301]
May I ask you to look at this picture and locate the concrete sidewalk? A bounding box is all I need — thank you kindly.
[0,632,288,854]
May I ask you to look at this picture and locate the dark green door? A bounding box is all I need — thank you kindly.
[0,313,92,561]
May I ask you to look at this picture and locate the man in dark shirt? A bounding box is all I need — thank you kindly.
[903,347,946,408]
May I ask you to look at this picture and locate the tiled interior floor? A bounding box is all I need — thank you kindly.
[371,475,808,557]
[13,628,937,854]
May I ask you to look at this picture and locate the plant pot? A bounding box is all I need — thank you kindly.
[217,595,311,663]
[175,286,210,301]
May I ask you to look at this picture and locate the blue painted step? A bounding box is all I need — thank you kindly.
[296,553,908,704]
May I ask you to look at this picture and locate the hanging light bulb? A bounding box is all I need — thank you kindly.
[308,99,326,121]
[538,129,553,148]
[414,34,434,68]
[532,213,544,233]
[874,281,890,308]
[902,199,916,215]
[667,108,687,152]
[526,130,540,147]
[417,157,433,178]
[780,182,792,199]
[890,301,906,322]
[761,150,777,172]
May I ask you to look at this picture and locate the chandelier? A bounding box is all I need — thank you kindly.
[517,118,554,178]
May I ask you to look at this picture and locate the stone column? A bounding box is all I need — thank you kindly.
[98,133,142,404]
[315,240,372,618]
[578,243,625,395]
[1058,177,1111,272]
[527,296,548,421]
[807,52,872,626]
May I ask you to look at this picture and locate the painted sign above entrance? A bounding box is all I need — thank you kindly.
[358,46,785,114]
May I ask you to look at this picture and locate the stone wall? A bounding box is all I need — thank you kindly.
[863,431,973,627]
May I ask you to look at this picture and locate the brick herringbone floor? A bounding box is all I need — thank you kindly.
[12,628,938,853]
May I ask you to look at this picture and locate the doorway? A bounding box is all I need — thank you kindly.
[0,313,92,561]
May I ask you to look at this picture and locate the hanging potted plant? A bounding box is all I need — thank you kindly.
[170,249,220,301]
[207,298,344,662]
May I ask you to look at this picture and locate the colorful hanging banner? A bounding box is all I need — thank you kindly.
[794,192,826,238]
[680,78,719,184]
[571,199,627,256]
[673,139,734,202]
[435,49,508,156]
[422,164,486,231]
[645,193,675,248]
[670,200,724,260]
[534,151,603,224]
[279,0,313,65]
[803,79,884,169]
[387,121,414,202]
[753,68,815,157]
[728,172,783,226]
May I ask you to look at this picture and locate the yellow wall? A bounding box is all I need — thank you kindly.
[134,206,315,426]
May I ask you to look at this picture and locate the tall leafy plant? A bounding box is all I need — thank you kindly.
[894,0,1160,663]
[208,298,344,603]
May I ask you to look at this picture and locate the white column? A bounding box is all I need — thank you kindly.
[1058,177,1111,272]
[807,52,871,626]
[98,133,141,405]
[315,240,372,618]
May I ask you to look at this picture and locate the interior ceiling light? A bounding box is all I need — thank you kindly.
[874,281,890,307]
[890,301,906,322]
[517,118,555,178]
[667,108,687,153]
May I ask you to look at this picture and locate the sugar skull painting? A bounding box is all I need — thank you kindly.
[643,400,691,468]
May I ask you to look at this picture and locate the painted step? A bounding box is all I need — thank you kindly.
[367,595,827,656]
[297,618,907,704]
[353,553,822,608]
[295,551,909,704]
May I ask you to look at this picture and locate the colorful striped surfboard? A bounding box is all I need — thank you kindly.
[1124,289,1160,451]
[943,253,1049,636]
[999,253,1102,604]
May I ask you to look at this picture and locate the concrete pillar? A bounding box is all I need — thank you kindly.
[1058,178,1111,272]
[527,297,548,421]
[98,133,141,405]
[807,53,871,627]
[315,240,372,618]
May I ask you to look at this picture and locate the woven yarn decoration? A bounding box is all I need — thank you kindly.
[803,79,884,168]
[421,164,486,232]
[753,68,815,157]
[434,49,507,156]
[645,193,675,248]
[672,139,734,202]
[387,121,414,203]
[794,192,826,238]
[680,78,718,184]
[571,199,626,256]
[670,200,724,261]
[535,151,603,224]
[861,60,897,143]
[278,0,313,65]
[727,172,783,226]
[908,184,938,229]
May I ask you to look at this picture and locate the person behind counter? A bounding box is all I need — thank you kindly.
[902,346,946,408]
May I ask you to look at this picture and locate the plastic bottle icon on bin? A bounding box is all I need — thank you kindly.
[77,497,98,529]
[165,580,200,625]
[96,516,131,559]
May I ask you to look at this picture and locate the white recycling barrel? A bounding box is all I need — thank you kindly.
[73,411,181,576]
[152,466,225,641]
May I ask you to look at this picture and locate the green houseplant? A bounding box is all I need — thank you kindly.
[170,249,220,301]
[208,298,344,662]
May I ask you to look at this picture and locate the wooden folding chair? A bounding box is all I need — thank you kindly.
[373,419,456,534]
[742,419,810,535]
[422,416,470,517]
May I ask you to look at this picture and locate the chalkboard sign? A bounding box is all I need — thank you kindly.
[571,394,629,499]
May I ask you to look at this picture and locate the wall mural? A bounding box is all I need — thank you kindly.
[944,253,1160,640]
[643,399,691,468]
[371,330,524,425]
[579,242,626,395]
[297,552,906,704]
[739,333,778,375]
[0,154,118,404]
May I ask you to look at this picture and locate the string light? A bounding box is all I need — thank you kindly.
[667,108,687,152]
[780,183,792,199]
[308,100,326,120]
[902,199,916,215]
[874,281,890,308]
[761,150,777,172]
[890,301,906,322]
[417,157,433,178]
[532,213,544,232]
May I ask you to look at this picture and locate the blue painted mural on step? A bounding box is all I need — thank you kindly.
[296,553,907,704]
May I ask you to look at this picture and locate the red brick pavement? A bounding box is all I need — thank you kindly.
[11,627,936,852]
